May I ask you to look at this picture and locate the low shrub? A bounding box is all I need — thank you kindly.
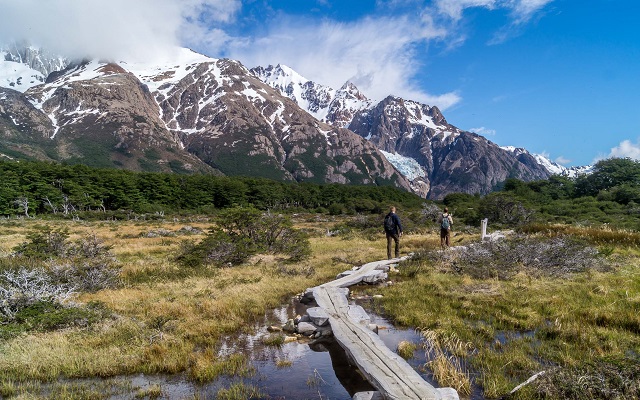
[427,234,610,279]
[175,207,311,268]
[0,267,75,321]
[531,358,640,399]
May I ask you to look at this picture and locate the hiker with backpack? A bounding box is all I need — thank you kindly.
[383,206,403,259]
[438,207,453,248]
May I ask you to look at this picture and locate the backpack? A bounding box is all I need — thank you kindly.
[441,214,450,230]
[384,214,396,232]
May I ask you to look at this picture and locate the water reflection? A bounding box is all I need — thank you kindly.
[92,296,437,399]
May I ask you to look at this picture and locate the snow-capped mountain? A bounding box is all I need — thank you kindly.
[502,146,593,178]
[1,42,593,198]
[0,45,410,190]
[1,42,68,91]
[254,65,554,198]
[250,64,373,128]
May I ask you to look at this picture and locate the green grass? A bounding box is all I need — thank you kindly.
[215,382,265,400]
[370,236,640,399]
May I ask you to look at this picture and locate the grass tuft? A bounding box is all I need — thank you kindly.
[421,329,473,396]
[397,340,417,359]
[215,382,265,400]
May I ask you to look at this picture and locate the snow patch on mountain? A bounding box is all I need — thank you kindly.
[501,146,592,177]
[26,60,107,110]
[252,64,336,122]
[380,150,426,180]
[123,48,215,93]
[0,53,46,91]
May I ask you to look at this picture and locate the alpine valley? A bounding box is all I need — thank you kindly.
[1,44,584,199]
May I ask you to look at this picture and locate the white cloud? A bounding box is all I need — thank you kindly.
[510,0,554,23]
[554,156,571,165]
[469,126,497,135]
[0,0,240,63]
[434,0,552,22]
[605,139,640,161]
[435,0,497,21]
[432,0,553,44]
[0,0,550,112]
[224,15,461,109]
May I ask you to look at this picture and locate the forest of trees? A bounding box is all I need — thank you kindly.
[0,160,424,217]
[3,158,640,229]
[443,158,640,230]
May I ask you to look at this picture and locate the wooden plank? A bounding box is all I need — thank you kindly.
[324,257,408,288]
[310,257,459,400]
[314,286,441,399]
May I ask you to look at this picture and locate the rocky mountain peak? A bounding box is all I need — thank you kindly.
[338,81,368,101]
[1,46,573,199]
[2,41,69,78]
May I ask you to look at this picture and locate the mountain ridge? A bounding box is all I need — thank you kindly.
[251,65,570,198]
[1,46,411,192]
[1,44,589,199]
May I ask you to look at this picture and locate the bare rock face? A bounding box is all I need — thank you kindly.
[19,61,217,173]
[346,96,550,198]
[0,87,54,159]
[152,58,411,189]
[2,42,68,79]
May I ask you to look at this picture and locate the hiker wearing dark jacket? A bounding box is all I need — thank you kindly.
[438,207,453,248]
[383,206,403,259]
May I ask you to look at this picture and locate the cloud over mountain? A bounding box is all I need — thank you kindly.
[0,0,240,63]
[0,0,552,112]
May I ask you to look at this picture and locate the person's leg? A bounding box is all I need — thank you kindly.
[445,231,451,247]
[440,229,446,249]
[386,232,393,259]
[394,234,400,258]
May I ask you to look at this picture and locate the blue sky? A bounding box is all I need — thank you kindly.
[2,0,639,167]
[210,0,640,167]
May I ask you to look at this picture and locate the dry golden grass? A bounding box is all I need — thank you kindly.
[0,217,397,385]
[396,340,417,359]
[421,329,473,396]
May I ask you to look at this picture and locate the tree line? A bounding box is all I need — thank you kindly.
[0,160,424,217]
[443,158,640,230]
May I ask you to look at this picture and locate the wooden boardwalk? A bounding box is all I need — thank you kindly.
[310,257,459,400]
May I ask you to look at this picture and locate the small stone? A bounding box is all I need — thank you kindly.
[283,319,296,333]
[353,391,384,400]
[267,325,282,332]
[299,314,311,323]
[283,336,298,343]
[297,322,317,336]
[307,307,330,327]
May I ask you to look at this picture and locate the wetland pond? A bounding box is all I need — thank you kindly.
[110,295,449,399]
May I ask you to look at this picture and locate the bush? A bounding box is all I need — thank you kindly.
[533,359,640,399]
[427,235,608,280]
[12,226,70,259]
[176,207,311,268]
[49,261,120,292]
[479,194,534,227]
[0,267,75,320]
[201,229,255,267]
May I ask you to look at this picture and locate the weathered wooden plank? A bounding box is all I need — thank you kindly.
[326,257,408,288]
[311,257,459,400]
[315,286,441,399]
[353,391,384,400]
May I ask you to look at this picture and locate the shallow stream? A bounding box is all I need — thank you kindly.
[122,296,440,399]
